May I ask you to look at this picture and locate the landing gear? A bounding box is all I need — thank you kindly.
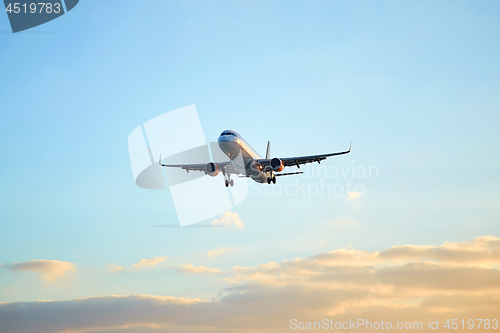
[267,174,277,184]
[224,176,234,187]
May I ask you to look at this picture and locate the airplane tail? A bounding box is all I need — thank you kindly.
[265,141,271,159]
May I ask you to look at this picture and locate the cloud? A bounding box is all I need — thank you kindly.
[132,257,167,270]
[3,260,76,282]
[1,236,500,333]
[208,248,228,260]
[0,295,208,333]
[212,211,244,229]
[224,235,500,289]
[107,263,125,273]
[174,263,222,275]
[378,235,500,263]
[106,257,167,273]
[347,191,363,200]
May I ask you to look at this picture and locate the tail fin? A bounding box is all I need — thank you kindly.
[265,141,271,159]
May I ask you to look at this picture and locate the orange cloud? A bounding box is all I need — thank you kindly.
[174,263,222,275]
[106,257,168,273]
[1,236,499,333]
[378,235,500,263]
[132,257,167,270]
[5,259,76,282]
[107,263,125,273]
[207,248,228,260]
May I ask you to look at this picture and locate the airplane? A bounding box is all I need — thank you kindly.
[159,130,351,187]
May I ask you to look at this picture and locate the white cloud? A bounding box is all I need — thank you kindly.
[212,211,244,229]
[5,259,76,282]
[174,263,222,275]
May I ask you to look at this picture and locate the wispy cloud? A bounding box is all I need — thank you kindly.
[347,191,363,200]
[106,257,167,273]
[207,248,228,260]
[3,260,76,282]
[132,257,167,270]
[107,263,125,273]
[212,211,244,229]
[174,263,222,275]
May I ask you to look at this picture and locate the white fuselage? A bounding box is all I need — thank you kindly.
[217,130,270,183]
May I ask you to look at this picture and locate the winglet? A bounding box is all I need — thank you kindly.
[265,141,271,159]
[159,154,162,166]
[349,141,352,152]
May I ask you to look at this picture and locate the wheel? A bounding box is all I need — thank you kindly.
[230,179,234,187]
[225,180,229,187]
[267,177,271,184]
[272,177,276,184]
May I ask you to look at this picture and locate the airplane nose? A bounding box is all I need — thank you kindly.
[218,135,236,143]
[218,135,240,157]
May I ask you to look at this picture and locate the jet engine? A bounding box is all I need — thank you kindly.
[205,162,220,177]
[270,158,285,172]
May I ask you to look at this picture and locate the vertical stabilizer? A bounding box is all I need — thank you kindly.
[265,141,271,159]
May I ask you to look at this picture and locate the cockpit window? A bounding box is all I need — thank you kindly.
[221,132,236,136]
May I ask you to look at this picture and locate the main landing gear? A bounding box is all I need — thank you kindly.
[224,176,234,187]
[267,174,277,184]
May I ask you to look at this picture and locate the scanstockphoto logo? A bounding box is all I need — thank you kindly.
[128,105,249,227]
[3,0,79,33]
[249,163,378,200]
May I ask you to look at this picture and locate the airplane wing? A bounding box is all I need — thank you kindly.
[255,142,351,170]
[158,155,235,174]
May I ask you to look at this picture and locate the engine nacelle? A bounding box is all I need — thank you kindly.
[270,158,285,172]
[205,162,220,177]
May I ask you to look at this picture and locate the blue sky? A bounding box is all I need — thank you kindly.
[0,0,499,323]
